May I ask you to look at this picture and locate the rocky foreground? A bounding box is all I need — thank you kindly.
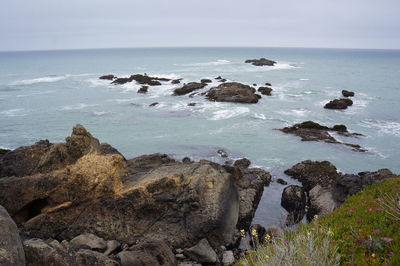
[0,125,271,266]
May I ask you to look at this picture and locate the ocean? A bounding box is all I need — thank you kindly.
[1,47,399,226]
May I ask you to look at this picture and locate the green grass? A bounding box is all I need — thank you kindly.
[237,177,400,266]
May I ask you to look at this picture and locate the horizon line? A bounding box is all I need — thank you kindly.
[1,45,400,53]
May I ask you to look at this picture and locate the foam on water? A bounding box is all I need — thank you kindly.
[174,59,231,67]
[0,108,27,117]
[10,75,70,85]
[360,119,400,137]
[62,103,99,110]
[16,90,55,98]
[92,111,109,116]
[209,107,250,120]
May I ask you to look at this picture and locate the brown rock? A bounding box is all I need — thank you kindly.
[258,87,272,96]
[324,98,353,109]
[173,82,207,96]
[245,58,276,66]
[206,82,260,103]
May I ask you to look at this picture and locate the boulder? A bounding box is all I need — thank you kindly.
[138,86,149,93]
[324,98,353,109]
[276,178,287,185]
[69,233,107,252]
[104,240,120,256]
[265,82,272,86]
[279,121,366,152]
[206,82,260,104]
[233,158,251,169]
[245,58,276,66]
[149,102,159,107]
[184,239,217,263]
[200,79,212,84]
[307,185,338,220]
[222,250,235,265]
[171,79,181,84]
[99,75,115,80]
[129,74,162,86]
[284,160,341,191]
[258,87,272,96]
[281,185,306,225]
[0,205,25,266]
[342,90,355,97]
[111,77,131,85]
[187,103,196,107]
[75,249,119,266]
[0,148,10,155]
[173,82,207,96]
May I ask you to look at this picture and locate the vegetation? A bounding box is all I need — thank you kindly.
[237,177,400,266]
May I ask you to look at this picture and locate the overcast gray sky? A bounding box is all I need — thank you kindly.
[1,0,399,51]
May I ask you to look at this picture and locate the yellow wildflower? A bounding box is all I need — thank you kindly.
[327,229,334,237]
[240,229,246,238]
[264,234,271,241]
[306,231,312,237]
[251,228,258,237]
[265,255,270,260]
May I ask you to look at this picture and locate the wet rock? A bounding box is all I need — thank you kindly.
[222,251,235,265]
[149,102,159,107]
[324,98,353,109]
[281,185,306,225]
[187,103,196,106]
[111,77,131,85]
[70,233,107,252]
[258,87,272,96]
[245,58,276,66]
[138,85,149,93]
[276,178,287,185]
[265,82,272,86]
[217,149,228,158]
[182,157,192,163]
[173,82,207,96]
[215,76,223,80]
[0,148,10,155]
[171,79,181,84]
[219,78,227,82]
[279,121,366,152]
[253,84,257,86]
[184,238,218,263]
[206,82,260,103]
[284,160,341,191]
[200,78,212,83]
[233,158,251,169]
[99,75,115,80]
[342,90,355,97]
[129,74,162,86]
[0,205,25,266]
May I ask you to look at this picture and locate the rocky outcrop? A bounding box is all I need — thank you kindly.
[137,86,149,93]
[109,74,170,86]
[324,98,353,109]
[99,75,115,80]
[258,87,272,96]
[284,160,397,222]
[173,82,207,96]
[342,90,355,97]
[245,58,276,66]
[171,79,181,84]
[0,205,25,266]
[279,121,366,152]
[200,79,212,84]
[184,239,217,264]
[206,82,261,103]
[281,185,306,225]
[0,126,271,253]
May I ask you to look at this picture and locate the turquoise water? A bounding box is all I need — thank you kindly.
[1,47,399,226]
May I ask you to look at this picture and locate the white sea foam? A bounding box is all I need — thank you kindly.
[174,60,231,67]
[0,108,27,117]
[276,108,309,117]
[110,98,137,103]
[299,78,309,81]
[16,90,55,98]
[11,75,70,85]
[62,103,98,110]
[209,107,250,120]
[92,111,108,116]
[253,113,267,120]
[360,119,400,137]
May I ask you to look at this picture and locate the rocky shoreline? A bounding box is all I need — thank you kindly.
[0,125,397,266]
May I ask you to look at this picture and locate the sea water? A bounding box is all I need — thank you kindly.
[1,47,400,226]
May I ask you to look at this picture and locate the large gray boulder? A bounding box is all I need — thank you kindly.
[281,185,306,225]
[206,82,261,103]
[0,205,25,266]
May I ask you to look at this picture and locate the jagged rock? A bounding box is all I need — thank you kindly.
[245,58,276,66]
[342,90,355,97]
[111,77,131,85]
[187,103,196,107]
[206,82,260,103]
[324,98,353,109]
[280,121,366,152]
[23,238,74,266]
[332,169,396,203]
[129,74,163,86]
[276,178,287,185]
[217,149,228,158]
[104,240,120,256]
[233,158,251,169]
[149,102,159,107]
[99,143,125,158]
[70,233,107,252]
[281,185,306,225]
[265,82,272,86]
[219,78,227,82]
[182,157,192,163]
[0,148,10,155]
[138,86,149,93]
[171,79,181,84]
[184,239,217,263]
[200,79,212,83]
[75,249,119,266]
[258,87,272,96]
[284,160,341,191]
[222,251,235,265]
[0,205,25,266]
[99,75,115,80]
[173,82,207,96]
[215,76,223,80]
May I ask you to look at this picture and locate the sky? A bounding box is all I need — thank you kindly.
[1,0,399,51]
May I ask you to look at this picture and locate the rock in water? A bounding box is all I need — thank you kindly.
[245,58,276,66]
[281,185,306,225]
[173,82,207,96]
[137,86,149,93]
[99,75,115,80]
[342,90,355,97]
[200,78,212,83]
[0,205,25,266]
[206,82,260,103]
[324,98,353,109]
[258,87,272,96]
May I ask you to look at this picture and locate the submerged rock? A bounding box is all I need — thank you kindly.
[173,82,207,96]
[245,58,276,66]
[0,205,25,266]
[137,86,149,93]
[171,79,181,84]
[324,98,353,109]
[279,121,366,152]
[257,87,272,96]
[149,102,159,107]
[200,78,212,84]
[99,75,115,80]
[342,90,355,97]
[206,82,260,103]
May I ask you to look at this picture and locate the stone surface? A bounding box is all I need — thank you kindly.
[281,185,306,225]
[276,178,287,185]
[200,78,212,83]
[257,87,272,96]
[104,240,120,256]
[206,82,260,103]
[0,205,25,266]
[342,90,355,97]
[70,233,107,252]
[233,158,251,169]
[138,85,149,93]
[173,82,207,95]
[307,185,338,220]
[222,250,235,265]
[324,98,353,109]
[184,238,218,263]
[99,75,115,80]
[245,58,276,66]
